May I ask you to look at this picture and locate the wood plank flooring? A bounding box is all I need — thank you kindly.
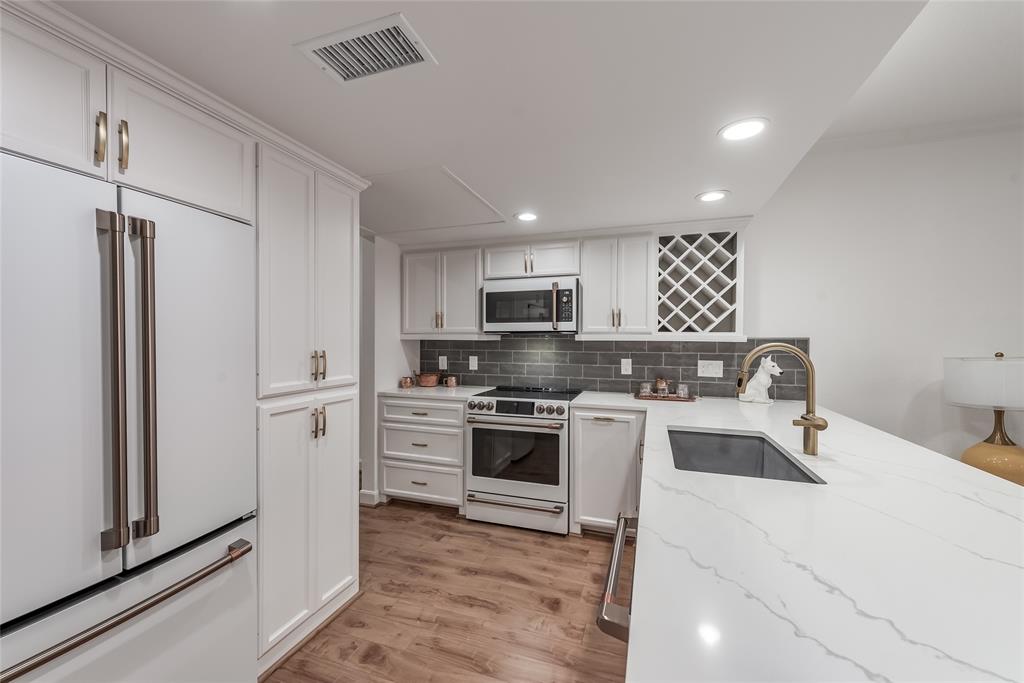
[268,500,634,683]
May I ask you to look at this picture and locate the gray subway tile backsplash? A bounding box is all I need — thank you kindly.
[418,337,810,401]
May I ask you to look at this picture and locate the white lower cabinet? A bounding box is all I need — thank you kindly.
[257,389,358,659]
[571,408,645,533]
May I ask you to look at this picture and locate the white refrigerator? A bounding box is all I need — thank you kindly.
[1,153,257,681]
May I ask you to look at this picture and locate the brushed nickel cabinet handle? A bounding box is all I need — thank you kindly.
[440,312,444,329]
[0,539,252,683]
[410,480,428,486]
[319,406,327,438]
[311,409,319,439]
[96,209,129,552]
[311,351,319,380]
[530,252,535,273]
[95,111,107,164]
[128,215,160,539]
[319,350,327,380]
[411,442,428,447]
[117,119,129,171]
[411,411,429,416]
[593,416,616,422]
[523,252,528,273]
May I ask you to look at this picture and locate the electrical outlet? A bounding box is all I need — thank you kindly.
[438,355,448,370]
[697,360,723,378]
[621,358,632,375]
[468,355,478,371]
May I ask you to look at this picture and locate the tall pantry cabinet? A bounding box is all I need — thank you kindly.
[256,144,362,664]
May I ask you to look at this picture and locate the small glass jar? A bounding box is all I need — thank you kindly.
[639,381,653,397]
[657,383,670,397]
[676,383,689,399]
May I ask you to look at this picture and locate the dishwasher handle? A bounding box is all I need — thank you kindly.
[597,514,636,642]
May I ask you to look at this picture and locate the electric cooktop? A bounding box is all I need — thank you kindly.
[474,386,581,402]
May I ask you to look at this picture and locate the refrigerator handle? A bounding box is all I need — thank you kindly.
[96,210,130,551]
[128,215,160,539]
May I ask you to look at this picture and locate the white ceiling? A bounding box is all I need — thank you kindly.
[60,1,924,245]
[824,0,1024,140]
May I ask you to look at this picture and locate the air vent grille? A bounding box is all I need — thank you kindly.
[296,13,436,84]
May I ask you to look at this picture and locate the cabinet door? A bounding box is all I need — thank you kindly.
[312,391,358,608]
[571,410,641,532]
[440,248,481,333]
[258,146,316,398]
[530,241,580,276]
[108,69,255,221]
[258,398,315,655]
[401,252,441,334]
[1,14,107,177]
[483,244,529,279]
[315,173,358,388]
[580,238,618,334]
[616,234,655,333]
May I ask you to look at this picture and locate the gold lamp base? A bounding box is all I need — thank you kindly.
[961,409,1024,486]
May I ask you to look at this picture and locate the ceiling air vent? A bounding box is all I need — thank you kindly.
[295,13,437,84]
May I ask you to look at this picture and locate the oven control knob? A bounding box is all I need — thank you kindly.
[545,405,555,415]
[555,405,565,415]
[536,404,545,414]
[485,402,494,411]
[467,401,477,410]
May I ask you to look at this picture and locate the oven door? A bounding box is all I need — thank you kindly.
[465,415,568,503]
[482,277,577,333]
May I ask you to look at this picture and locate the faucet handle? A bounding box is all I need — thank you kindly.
[793,414,828,431]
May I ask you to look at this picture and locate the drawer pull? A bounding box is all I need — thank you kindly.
[593,416,616,422]
[411,411,429,416]
[410,480,428,486]
[411,442,429,447]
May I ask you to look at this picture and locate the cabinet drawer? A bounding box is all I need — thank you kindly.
[381,399,464,426]
[381,424,463,466]
[382,460,463,507]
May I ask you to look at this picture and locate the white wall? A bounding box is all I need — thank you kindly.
[745,128,1024,457]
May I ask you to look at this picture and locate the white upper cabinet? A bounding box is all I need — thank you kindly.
[402,249,481,335]
[439,249,482,333]
[108,69,255,222]
[402,252,442,335]
[258,146,317,398]
[580,234,654,335]
[1,14,108,177]
[571,409,644,533]
[315,173,358,389]
[483,241,580,279]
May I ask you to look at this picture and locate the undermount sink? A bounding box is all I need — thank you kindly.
[668,429,826,484]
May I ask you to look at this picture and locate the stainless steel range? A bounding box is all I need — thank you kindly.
[465,386,579,534]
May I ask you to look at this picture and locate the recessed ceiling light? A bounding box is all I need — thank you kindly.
[696,190,729,203]
[515,211,537,222]
[718,117,769,141]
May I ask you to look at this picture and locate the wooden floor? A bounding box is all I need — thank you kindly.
[268,500,634,683]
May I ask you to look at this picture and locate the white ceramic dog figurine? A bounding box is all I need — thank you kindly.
[738,355,783,404]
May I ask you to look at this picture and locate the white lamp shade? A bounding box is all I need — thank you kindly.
[944,356,1024,410]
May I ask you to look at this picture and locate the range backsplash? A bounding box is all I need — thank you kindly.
[419,337,810,400]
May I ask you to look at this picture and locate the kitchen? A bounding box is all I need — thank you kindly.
[0,1,1021,682]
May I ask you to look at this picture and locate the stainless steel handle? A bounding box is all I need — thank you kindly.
[128,216,160,539]
[411,411,429,416]
[440,311,444,329]
[410,480,428,486]
[523,252,528,273]
[411,442,429,447]
[311,351,319,380]
[96,210,129,551]
[593,416,616,422]
[597,514,636,642]
[311,409,319,439]
[94,111,107,164]
[117,119,129,171]
[466,493,564,514]
[0,539,252,683]
[617,309,622,329]
[319,350,327,380]
[319,406,327,438]
[551,283,558,331]
[530,252,535,273]
[466,416,564,430]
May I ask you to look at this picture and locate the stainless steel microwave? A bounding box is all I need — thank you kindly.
[482,277,579,333]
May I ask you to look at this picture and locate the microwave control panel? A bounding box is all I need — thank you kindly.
[557,289,574,322]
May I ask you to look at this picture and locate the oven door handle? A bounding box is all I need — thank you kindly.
[466,417,564,430]
[466,493,564,514]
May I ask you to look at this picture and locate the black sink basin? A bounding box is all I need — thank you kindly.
[668,429,825,484]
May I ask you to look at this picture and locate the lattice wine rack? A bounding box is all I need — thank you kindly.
[657,231,740,333]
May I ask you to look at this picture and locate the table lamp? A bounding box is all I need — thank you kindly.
[943,352,1024,485]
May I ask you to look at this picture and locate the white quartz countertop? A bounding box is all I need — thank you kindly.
[571,392,1023,683]
[376,385,493,400]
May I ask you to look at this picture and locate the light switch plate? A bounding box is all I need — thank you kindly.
[621,358,632,375]
[438,355,448,370]
[697,360,723,378]
[468,355,478,371]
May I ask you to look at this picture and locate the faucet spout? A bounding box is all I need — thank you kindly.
[737,342,826,455]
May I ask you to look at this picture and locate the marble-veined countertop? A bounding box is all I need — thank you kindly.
[571,392,1023,682]
[376,385,493,400]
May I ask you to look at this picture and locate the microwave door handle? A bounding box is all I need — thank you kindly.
[551,283,558,331]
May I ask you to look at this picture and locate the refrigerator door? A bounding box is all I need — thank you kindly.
[1,154,124,623]
[119,189,256,568]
